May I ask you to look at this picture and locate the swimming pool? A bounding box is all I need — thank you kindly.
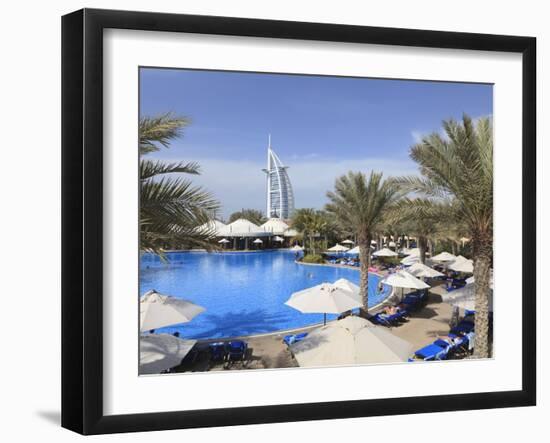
[140,250,391,339]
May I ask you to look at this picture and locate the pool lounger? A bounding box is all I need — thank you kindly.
[283,332,308,346]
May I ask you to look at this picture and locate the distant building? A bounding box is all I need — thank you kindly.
[262,136,295,220]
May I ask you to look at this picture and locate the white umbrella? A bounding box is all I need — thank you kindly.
[373,247,398,257]
[407,262,444,278]
[449,256,474,273]
[252,238,263,244]
[290,245,304,251]
[389,241,396,248]
[401,254,420,266]
[218,238,230,244]
[140,290,205,332]
[442,277,493,312]
[381,270,430,290]
[291,316,414,367]
[346,246,360,255]
[273,235,284,242]
[327,244,349,252]
[341,239,355,245]
[285,279,363,325]
[431,251,456,262]
[139,334,197,375]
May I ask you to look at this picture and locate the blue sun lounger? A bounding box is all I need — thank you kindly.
[283,332,308,346]
[413,341,452,361]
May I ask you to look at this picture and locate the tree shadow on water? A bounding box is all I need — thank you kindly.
[192,308,291,339]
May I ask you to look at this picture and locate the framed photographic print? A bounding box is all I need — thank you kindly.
[62,8,536,435]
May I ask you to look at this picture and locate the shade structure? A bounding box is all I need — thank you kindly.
[346,246,360,255]
[431,251,456,262]
[218,238,230,244]
[327,243,349,252]
[381,270,430,290]
[291,316,414,367]
[401,254,420,266]
[373,247,398,257]
[139,334,197,375]
[260,218,290,235]
[290,245,304,251]
[341,239,355,245]
[449,255,474,273]
[252,238,263,244]
[196,219,227,236]
[218,218,269,237]
[407,262,444,278]
[273,235,284,242]
[140,290,205,332]
[285,280,363,316]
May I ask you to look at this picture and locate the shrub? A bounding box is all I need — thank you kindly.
[301,254,325,264]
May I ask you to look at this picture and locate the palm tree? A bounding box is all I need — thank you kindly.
[398,115,493,358]
[291,208,328,255]
[140,113,220,255]
[325,171,400,314]
[228,209,266,225]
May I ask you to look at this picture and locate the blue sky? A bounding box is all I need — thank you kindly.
[140,68,492,219]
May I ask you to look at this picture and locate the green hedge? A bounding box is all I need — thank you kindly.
[301,254,326,264]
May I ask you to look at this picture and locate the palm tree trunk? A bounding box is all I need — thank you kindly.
[418,236,427,264]
[473,235,492,358]
[358,232,371,316]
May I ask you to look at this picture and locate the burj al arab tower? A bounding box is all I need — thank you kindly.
[262,136,295,220]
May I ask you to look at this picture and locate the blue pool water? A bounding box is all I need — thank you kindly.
[140,250,391,339]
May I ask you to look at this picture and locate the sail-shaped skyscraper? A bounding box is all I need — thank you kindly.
[262,136,295,220]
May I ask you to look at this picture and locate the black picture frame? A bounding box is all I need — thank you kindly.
[62,8,537,435]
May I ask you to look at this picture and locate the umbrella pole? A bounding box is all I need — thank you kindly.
[324,313,327,325]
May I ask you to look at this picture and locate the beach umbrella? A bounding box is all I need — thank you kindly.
[291,316,414,367]
[442,277,493,312]
[327,243,349,252]
[290,245,304,251]
[139,334,197,375]
[346,246,360,255]
[381,270,430,290]
[401,254,420,266]
[431,251,456,262]
[273,235,284,242]
[140,290,205,332]
[285,279,363,325]
[449,255,474,273]
[407,262,444,279]
[373,247,398,257]
[253,238,263,244]
[218,238,230,244]
[341,239,355,245]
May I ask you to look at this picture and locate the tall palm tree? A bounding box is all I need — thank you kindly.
[325,171,400,314]
[291,208,328,255]
[398,115,493,358]
[140,113,220,255]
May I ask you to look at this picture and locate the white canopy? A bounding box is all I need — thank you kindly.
[380,270,430,289]
[449,255,474,273]
[291,316,414,367]
[290,245,304,251]
[401,254,420,266]
[140,290,205,332]
[283,228,299,237]
[261,218,290,235]
[407,262,444,278]
[431,251,457,262]
[139,334,197,375]
[285,279,362,315]
[218,238,230,244]
[341,239,355,245]
[347,246,361,255]
[219,218,269,237]
[388,241,396,247]
[373,247,398,257]
[252,238,263,244]
[196,219,227,236]
[273,235,284,242]
[327,244,349,252]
